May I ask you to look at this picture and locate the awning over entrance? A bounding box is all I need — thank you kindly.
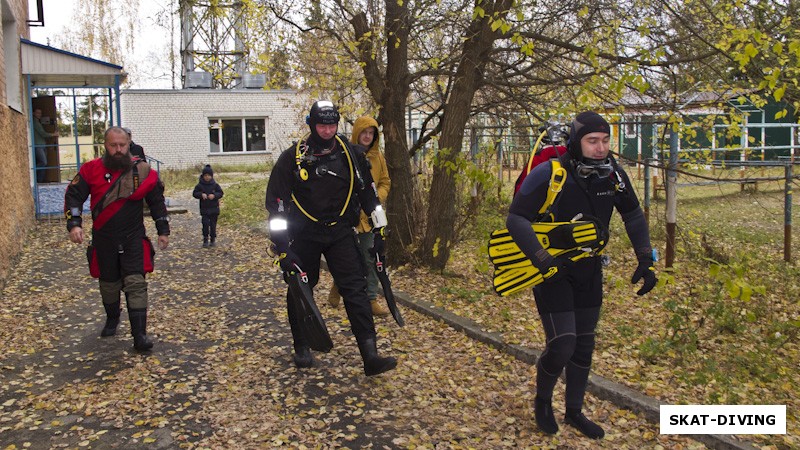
[21,38,126,88]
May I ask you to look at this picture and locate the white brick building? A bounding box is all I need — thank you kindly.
[120,89,309,169]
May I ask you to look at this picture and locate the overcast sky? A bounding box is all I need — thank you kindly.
[28,0,175,89]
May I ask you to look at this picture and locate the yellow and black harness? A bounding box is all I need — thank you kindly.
[292,134,363,226]
[536,159,567,222]
[537,156,627,222]
[487,158,617,297]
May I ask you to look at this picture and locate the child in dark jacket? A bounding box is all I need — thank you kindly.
[192,164,224,247]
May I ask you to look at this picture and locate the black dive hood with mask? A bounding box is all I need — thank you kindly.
[306,100,340,147]
[568,111,611,160]
[567,111,613,178]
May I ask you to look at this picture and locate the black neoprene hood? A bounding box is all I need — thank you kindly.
[568,111,611,159]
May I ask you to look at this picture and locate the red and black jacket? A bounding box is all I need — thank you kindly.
[64,158,170,239]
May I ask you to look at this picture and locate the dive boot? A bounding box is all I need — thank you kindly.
[293,345,314,368]
[534,396,559,434]
[565,408,604,439]
[357,338,396,376]
[100,301,121,337]
[128,308,153,352]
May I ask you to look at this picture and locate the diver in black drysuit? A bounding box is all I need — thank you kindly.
[265,100,396,377]
[506,111,658,439]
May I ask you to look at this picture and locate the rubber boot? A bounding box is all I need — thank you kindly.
[565,408,604,439]
[327,285,341,307]
[101,301,121,337]
[202,238,209,248]
[357,337,396,376]
[209,238,216,247]
[128,308,153,352]
[293,345,313,368]
[99,280,123,337]
[534,396,559,434]
[370,299,390,317]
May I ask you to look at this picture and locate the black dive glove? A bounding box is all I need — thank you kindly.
[370,227,387,255]
[278,248,303,274]
[539,255,574,284]
[631,259,657,295]
[371,234,385,256]
[269,231,303,274]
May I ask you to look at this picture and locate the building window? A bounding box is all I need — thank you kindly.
[624,121,637,138]
[208,117,267,153]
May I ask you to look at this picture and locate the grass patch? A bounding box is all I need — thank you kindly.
[219,179,267,227]
[161,162,272,194]
[161,167,202,193]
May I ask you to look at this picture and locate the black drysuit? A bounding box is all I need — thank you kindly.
[265,135,381,349]
[64,157,170,282]
[506,153,653,409]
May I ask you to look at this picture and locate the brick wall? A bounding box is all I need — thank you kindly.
[0,0,34,288]
[120,89,309,170]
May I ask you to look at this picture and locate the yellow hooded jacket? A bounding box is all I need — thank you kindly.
[352,116,391,233]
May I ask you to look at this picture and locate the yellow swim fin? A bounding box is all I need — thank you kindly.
[488,218,608,270]
[493,265,544,297]
[488,217,609,297]
[491,247,601,297]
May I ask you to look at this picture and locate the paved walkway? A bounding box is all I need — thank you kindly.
[0,203,754,449]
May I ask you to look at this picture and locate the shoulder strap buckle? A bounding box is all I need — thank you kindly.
[536,160,567,221]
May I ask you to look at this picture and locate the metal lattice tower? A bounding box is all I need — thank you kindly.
[180,1,247,89]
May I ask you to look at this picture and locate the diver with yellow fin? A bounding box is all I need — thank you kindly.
[506,112,657,439]
[489,215,609,294]
[489,128,610,297]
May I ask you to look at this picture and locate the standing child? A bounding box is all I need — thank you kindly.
[193,164,224,247]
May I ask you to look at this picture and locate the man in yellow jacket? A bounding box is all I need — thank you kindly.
[328,116,392,316]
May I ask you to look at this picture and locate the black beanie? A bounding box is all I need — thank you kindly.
[568,111,611,159]
[202,164,214,176]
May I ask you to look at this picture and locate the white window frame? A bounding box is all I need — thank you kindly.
[624,120,638,139]
[208,116,268,154]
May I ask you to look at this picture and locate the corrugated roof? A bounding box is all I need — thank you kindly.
[615,87,759,114]
[21,39,126,87]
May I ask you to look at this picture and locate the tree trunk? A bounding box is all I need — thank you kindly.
[419,0,513,270]
[351,4,417,264]
[380,106,417,263]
